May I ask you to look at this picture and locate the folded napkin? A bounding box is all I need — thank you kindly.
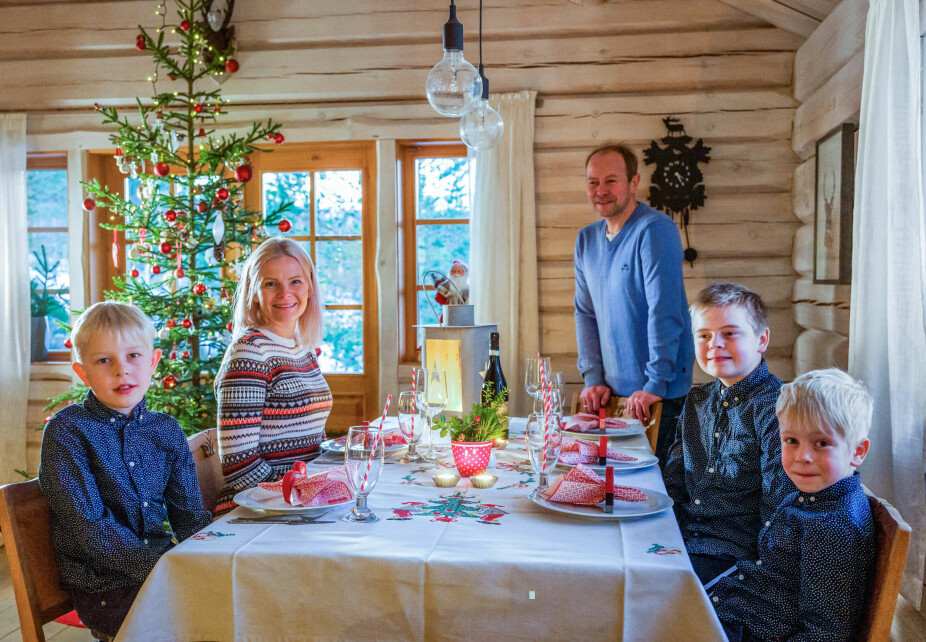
[332,430,407,448]
[558,435,639,466]
[258,462,353,507]
[539,464,647,505]
[566,413,631,433]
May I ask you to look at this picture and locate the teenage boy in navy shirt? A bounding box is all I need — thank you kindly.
[710,368,875,641]
[39,302,211,640]
[664,283,793,583]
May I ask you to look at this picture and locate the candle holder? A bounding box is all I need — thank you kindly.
[469,474,498,489]
[433,473,461,488]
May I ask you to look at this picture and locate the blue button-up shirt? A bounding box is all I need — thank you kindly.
[39,391,212,593]
[663,360,794,560]
[711,473,875,641]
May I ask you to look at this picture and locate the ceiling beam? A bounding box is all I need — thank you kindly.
[775,0,840,22]
[715,0,821,37]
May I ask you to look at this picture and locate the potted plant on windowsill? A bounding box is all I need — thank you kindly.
[30,245,66,362]
[433,389,508,477]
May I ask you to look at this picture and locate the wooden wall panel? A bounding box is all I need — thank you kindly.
[793,0,868,101]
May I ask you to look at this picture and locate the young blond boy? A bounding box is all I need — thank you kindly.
[663,283,794,583]
[39,302,211,640]
[710,368,875,641]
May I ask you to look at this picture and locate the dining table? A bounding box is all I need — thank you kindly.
[116,418,726,641]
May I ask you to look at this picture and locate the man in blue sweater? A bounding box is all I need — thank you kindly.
[575,144,694,464]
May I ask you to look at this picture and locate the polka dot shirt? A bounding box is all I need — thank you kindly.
[38,391,212,593]
[710,473,875,641]
[663,360,795,561]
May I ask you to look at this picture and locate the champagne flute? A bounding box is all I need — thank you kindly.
[397,391,424,464]
[416,368,448,460]
[343,424,385,523]
[525,356,551,413]
[549,372,566,415]
[525,412,563,491]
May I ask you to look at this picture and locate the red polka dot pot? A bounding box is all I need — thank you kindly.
[451,440,494,478]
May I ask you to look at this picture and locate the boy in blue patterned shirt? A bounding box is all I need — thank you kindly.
[709,368,875,641]
[663,283,794,583]
[39,302,211,640]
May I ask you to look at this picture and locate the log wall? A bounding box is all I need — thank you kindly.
[1,0,808,463]
[790,0,867,375]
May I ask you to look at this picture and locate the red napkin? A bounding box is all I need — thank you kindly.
[539,464,647,505]
[333,430,407,447]
[558,436,638,466]
[566,413,631,433]
[258,462,353,507]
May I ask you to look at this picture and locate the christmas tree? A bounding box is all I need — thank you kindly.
[51,0,291,434]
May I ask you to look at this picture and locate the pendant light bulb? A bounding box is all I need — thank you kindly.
[460,66,503,150]
[426,1,482,117]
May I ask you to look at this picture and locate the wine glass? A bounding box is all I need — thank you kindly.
[397,391,424,464]
[550,371,566,414]
[525,356,551,413]
[415,368,448,461]
[343,424,385,523]
[525,412,563,491]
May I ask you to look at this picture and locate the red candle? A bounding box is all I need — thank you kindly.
[599,435,607,466]
[599,407,606,431]
[606,466,614,494]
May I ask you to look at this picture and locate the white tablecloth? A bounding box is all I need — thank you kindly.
[117,419,725,641]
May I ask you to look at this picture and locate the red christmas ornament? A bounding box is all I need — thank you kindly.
[162,375,178,390]
[197,201,208,213]
[193,103,203,114]
[168,75,176,81]
[180,20,191,31]
[225,58,239,73]
[136,35,146,51]
[166,319,177,328]
[225,322,233,332]
[198,127,206,138]
[182,351,190,359]
[152,265,161,274]
[217,187,229,200]
[154,162,170,177]
[234,163,252,182]
[64,339,73,349]
[181,318,193,329]
[164,209,178,222]
[82,198,96,211]
[278,219,292,233]
[160,241,173,254]
[130,269,139,278]
[175,268,185,278]
[193,283,207,295]
[273,133,285,145]
[221,289,229,299]
[169,351,177,360]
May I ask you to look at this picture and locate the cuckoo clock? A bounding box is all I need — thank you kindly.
[643,116,711,265]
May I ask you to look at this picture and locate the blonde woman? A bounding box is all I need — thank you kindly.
[214,237,332,515]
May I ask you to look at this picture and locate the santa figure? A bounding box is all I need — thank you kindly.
[432,260,470,306]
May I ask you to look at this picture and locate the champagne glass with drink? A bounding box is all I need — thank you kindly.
[524,356,551,413]
[343,424,385,523]
[397,391,424,464]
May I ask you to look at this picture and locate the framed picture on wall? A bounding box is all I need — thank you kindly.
[813,122,857,284]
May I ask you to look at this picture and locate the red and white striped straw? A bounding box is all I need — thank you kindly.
[411,369,417,412]
[361,395,391,493]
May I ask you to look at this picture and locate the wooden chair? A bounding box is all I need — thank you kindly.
[0,479,73,642]
[860,489,911,641]
[188,428,223,516]
[570,391,663,452]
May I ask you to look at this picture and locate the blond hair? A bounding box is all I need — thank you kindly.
[689,282,769,334]
[232,237,324,347]
[776,368,873,446]
[71,301,156,362]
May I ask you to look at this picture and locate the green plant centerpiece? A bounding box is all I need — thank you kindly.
[433,389,509,443]
[30,245,67,361]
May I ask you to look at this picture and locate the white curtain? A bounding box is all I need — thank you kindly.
[0,113,30,484]
[470,91,538,416]
[850,0,926,610]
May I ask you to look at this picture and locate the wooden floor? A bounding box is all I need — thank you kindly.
[0,549,923,641]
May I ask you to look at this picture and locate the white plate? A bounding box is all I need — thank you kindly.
[321,434,408,454]
[528,487,673,520]
[233,487,353,516]
[563,422,648,438]
[556,450,659,472]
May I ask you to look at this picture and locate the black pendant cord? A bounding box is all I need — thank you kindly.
[479,0,483,67]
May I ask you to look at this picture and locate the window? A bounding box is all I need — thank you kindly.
[27,153,69,360]
[398,142,472,362]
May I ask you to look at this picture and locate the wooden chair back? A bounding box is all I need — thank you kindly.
[860,489,911,641]
[188,428,223,516]
[570,392,663,452]
[0,479,73,642]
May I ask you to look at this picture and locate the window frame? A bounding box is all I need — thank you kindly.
[27,152,70,362]
[397,141,470,364]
